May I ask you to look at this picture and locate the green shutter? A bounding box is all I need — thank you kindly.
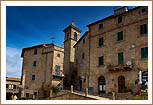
[99,37,104,46]
[144,24,147,34]
[141,47,148,58]
[99,56,104,66]
[117,31,123,41]
[118,52,124,65]
[140,24,147,35]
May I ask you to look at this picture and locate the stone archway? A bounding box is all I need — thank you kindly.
[98,76,106,94]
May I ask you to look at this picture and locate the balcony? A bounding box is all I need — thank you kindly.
[107,64,132,72]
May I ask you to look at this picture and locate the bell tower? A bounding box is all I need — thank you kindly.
[63,21,82,87]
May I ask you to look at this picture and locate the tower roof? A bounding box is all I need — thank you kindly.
[63,21,82,33]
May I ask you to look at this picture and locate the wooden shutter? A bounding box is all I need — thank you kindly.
[99,37,104,46]
[144,24,147,34]
[118,52,124,65]
[141,47,148,58]
[140,25,143,34]
[99,56,104,66]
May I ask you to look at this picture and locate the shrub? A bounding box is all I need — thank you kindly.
[52,86,59,94]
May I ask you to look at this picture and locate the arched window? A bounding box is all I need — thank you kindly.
[67,32,69,40]
[74,32,77,41]
[98,76,106,94]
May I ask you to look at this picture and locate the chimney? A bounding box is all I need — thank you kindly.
[114,7,128,16]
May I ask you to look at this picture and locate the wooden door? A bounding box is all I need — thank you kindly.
[118,76,125,93]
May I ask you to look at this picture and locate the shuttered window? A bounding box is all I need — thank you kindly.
[140,24,147,35]
[141,47,148,58]
[118,52,124,65]
[99,56,104,66]
[117,31,123,41]
[99,37,104,46]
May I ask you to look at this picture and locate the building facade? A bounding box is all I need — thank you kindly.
[72,6,148,94]
[6,77,21,100]
[21,43,64,99]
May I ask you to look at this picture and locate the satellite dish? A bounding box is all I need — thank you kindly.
[126,61,132,66]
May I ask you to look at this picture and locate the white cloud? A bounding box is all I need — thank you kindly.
[6,47,23,78]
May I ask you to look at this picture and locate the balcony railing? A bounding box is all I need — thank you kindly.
[107,64,132,72]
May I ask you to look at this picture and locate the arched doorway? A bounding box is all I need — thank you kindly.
[98,76,106,94]
[118,76,125,93]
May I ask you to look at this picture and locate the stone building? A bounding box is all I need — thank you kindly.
[6,77,21,100]
[72,6,148,94]
[21,43,64,99]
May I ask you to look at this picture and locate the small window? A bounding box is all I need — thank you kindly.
[141,8,146,13]
[67,32,69,40]
[57,53,60,58]
[6,84,8,88]
[99,56,104,66]
[14,85,16,89]
[76,58,78,64]
[82,53,85,59]
[99,24,103,29]
[118,52,124,65]
[141,47,148,58]
[117,31,123,41]
[140,24,147,35]
[118,16,122,24]
[83,39,85,44]
[74,32,77,41]
[33,61,37,67]
[55,65,61,76]
[34,49,37,55]
[99,37,104,46]
[32,75,35,80]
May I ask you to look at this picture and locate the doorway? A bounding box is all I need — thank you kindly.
[118,76,125,93]
[98,76,106,94]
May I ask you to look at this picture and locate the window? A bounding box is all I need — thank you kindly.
[118,52,124,65]
[82,53,85,59]
[6,84,8,88]
[76,58,78,64]
[33,61,37,67]
[32,75,35,80]
[74,32,77,41]
[99,56,104,66]
[14,85,16,89]
[99,24,103,29]
[118,16,122,24]
[140,24,147,35]
[9,84,14,89]
[141,8,146,13]
[57,53,60,58]
[117,31,123,41]
[67,32,69,40]
[141,47,148,58]
[99,37,104,46]
[34,49,37,55]
[83,39,85,44]
[55,65,61,76]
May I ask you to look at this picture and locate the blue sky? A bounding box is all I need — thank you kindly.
[6,6,137,78]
